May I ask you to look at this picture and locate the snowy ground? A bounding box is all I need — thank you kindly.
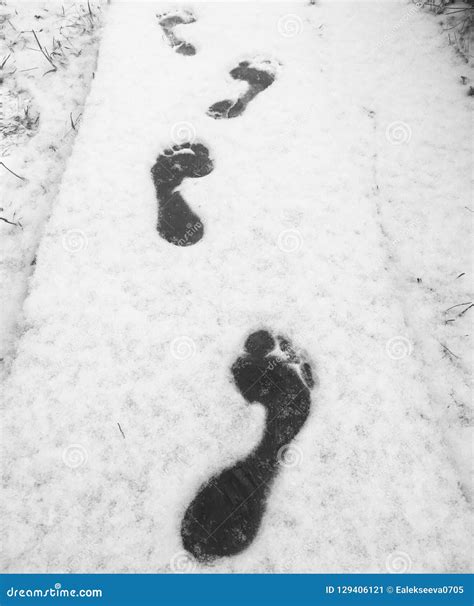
[1,0,472,573]
[0,0,105,371]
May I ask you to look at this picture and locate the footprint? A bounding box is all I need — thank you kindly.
[151,142,213,247]
[181,329,314,561]
[157,9,197,56]
[207,59,280,120]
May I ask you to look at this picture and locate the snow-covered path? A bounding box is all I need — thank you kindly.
[1,1,471,572]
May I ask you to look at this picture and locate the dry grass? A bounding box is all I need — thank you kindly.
[419,0,474,63]
[0,2,104,146]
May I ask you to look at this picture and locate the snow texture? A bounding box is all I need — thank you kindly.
[1,0,472,573]
[0,1,104,371]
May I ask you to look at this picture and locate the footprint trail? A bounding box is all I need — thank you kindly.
[208,59,280,120]
[151,142,213,247]
[181,329,314,561]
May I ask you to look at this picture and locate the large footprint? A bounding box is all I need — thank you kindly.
[181,329,314,561]
[151,142,214,247]
[207,58,280,120]
[157,9,197,56]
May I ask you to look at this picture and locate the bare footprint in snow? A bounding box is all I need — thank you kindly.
[151,142,214,246]
[157,9,197,56]
[181,329,314,561]
[208,58,281,120]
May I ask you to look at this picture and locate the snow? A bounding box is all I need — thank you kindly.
[1,0,472,573]
[0,1,105,371]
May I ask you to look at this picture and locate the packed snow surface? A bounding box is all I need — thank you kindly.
[1,0,472,573]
